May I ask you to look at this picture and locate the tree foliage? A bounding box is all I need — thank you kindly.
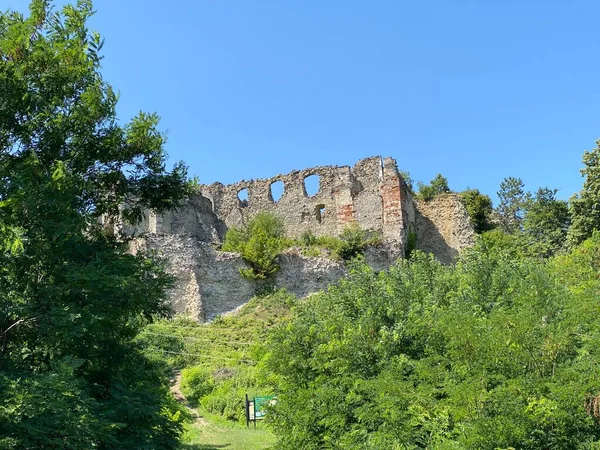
[263,238,600,449]
[495,176,530,233]
[460,188,494,233]
[523,187,570,257]
[416,174,451,201]
[222,212,286,279]
[568,141,600,246]
[0,1,192,447]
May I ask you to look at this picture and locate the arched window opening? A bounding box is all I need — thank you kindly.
[237,188,249,208]
[270,180,284,202]
[304,174,320,197]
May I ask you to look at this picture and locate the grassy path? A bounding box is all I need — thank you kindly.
[172,371,276,450]
[179,417,275,450]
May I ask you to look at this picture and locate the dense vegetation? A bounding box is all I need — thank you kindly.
[263,236,600,449]
[222,212,288,279]
[138,291,295,431]
[0,1,192,448]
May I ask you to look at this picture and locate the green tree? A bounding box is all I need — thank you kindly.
[222,212,286,279]
[496,176,530,233]
[460,188,494,233]
[0,1,191,447]
[399,169,414,194]
[568,141,600,246]
[523,187,570,257]
[416,173,451,201]
[264,241,600,449]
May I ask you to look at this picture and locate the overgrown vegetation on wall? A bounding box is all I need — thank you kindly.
[222,212,288,279]
[298,223,382,261]
[223,212,383,279]
[460,188,494,233]
[415,173,451,201]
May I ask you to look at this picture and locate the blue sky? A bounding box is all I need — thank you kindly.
[9,0,600,202]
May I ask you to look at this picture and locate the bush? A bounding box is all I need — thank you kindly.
[222,212,286,279]
[201,367,260,423]
[180,366,215,406]
[297,224,381,261]
[460,188,494,233]
[264,240,600,448]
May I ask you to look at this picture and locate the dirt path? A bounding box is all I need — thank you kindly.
[169,370,208,426]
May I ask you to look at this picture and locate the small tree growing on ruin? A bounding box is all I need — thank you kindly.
[416,174,451,201]
[222,212,287,279]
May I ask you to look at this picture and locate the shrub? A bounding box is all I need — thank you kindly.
[200,367,260,423]
[460,188,494,233]
[338,222,381,260]
[222,212,286,279]
[180,366,215,406]
[297,224,381,261]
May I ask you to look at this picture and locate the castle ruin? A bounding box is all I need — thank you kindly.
[126,156,474,322]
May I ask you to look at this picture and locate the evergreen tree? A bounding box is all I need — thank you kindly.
[496,176,529,233]
[417,173,451,201]
[0,1,192,447]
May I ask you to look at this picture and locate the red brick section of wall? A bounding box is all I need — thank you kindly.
[336,204,355,224]
[381,177,402,226]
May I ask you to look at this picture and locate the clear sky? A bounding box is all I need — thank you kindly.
[8,0,600,202]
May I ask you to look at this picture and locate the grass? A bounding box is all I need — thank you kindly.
[179,414,275,450]
[140,290,296,371]
[138,290,297,448]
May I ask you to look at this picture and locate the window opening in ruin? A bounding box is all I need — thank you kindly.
[270,180,284,202]
[315,204,326,223]
[304,174,320,197]
[237,188,249,208]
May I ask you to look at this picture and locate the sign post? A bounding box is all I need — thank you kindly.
[245,394,276,427]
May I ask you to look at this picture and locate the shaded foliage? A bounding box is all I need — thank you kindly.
[0,1,191,447]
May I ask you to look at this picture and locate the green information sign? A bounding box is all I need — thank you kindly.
[254,396,276,419]
[246,394,277,426]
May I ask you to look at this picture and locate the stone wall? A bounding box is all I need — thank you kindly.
[414,194,476,264]
[133,235,346,321]
[199,156,412,247]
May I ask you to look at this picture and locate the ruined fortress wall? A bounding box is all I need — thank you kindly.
[135,235,346,322]
[414,195,475,264]
[120,156,416,249]
[199,156,412,244]
[122,157,476,321]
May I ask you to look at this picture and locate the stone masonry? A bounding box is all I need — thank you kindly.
[124,156,474,321]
